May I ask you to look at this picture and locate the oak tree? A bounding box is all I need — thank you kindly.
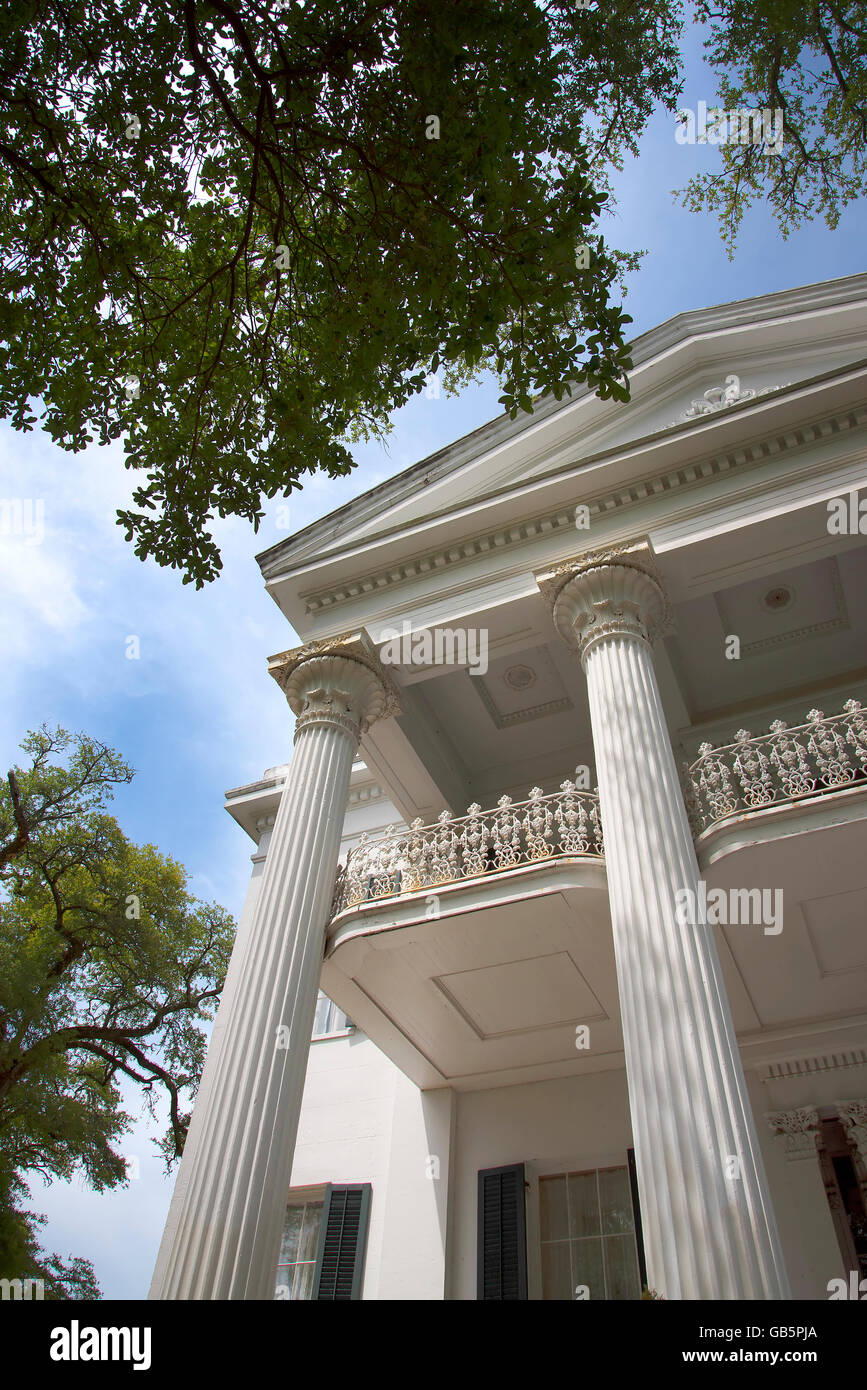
[2,2,863,582]
[0,726,235,1289]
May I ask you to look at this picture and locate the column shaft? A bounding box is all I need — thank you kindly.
[539,545,790,1300]
[585,631,788,1298]
[150,635,397,1300]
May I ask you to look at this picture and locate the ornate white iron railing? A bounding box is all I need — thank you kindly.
[332,781,604,916]
[330,702,867,917]
[684,699,867,835]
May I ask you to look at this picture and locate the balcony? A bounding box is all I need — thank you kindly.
[332,782,604,917]
[331,700,867,922]
[322,701,867,1089]
[685,698,867,861]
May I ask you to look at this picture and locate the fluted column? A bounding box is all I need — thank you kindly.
[150,633,399,1300]
[539,541,789,1300]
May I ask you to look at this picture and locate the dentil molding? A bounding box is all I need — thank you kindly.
[300,403,867,616]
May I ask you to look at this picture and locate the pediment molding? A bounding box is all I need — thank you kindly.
[301,403,867,617]
[258,276,867,581]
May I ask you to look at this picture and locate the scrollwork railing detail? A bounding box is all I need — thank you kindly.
[332,703,867,917]
[687,700,867,835]
[334,781,604,915]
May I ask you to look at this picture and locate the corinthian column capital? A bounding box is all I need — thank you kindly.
[268,631,401,740]
[838,1098,867,1161]
[537,539,673,665]
[766,1106,822,1163]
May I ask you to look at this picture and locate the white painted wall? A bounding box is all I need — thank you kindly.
[340,793,404,856]
[377,1075,455,1300]
[450,1069,635,1300]
[289,1033,396,1299]
[288,1033,454,1299]
[284,1035,864,1301]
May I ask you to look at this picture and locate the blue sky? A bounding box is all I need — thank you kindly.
[2,25,865,1299]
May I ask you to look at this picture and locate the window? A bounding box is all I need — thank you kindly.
[539,1166,642,1300]
[275,1185,372,1301]
[275,1195,324,1300]
[312,990,353,1038]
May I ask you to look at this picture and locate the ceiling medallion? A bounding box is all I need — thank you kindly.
[504,663,537,691]
[762,585,794,612]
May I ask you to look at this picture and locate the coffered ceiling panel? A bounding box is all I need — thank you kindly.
[434,951,606,1039]
[713,556,848,657]
[667,547,867,723]
[469,645,573,730]
[802,886,867,977]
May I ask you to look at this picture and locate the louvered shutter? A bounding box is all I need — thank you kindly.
[312,1183,371,1300]
[477,1163,528,1299]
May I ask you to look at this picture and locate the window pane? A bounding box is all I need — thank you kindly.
[278,1204,304,1264]
[276,1198,326,1300]
[540,1241,573,1300]
[603,1235,641,1300]
[293,1261,316,1301]
[298,1201,324,1263]
[571,1237,605,1299]
[313,992,331,1034]
[313,993,348,1035]
[568,1171,600,1239]
[540,1176,568,1241]
[599,1167,634,1235]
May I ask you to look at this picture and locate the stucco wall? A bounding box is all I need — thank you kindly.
[450,1069,636,1299]
[285,1033,861,1300]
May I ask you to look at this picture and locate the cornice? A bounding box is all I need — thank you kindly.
[257,274,867,580]
[299,402,867,618]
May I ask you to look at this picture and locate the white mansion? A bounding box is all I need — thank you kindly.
[150,274,867,1301]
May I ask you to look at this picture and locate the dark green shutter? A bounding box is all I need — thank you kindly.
[313,1184,371,1300]
[477,1163,528,1300]
[627,1147,648,1290]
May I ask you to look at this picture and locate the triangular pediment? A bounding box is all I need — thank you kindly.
[259,274,867,579]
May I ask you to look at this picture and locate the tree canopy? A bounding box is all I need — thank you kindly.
[1,1,864,584]
[677,1,867,254]
[0,726,235,1292]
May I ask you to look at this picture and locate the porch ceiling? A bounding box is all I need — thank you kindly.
[357,504,867,821]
